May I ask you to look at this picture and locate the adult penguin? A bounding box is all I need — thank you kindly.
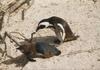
[32,16,79,44]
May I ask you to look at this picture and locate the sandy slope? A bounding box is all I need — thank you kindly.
[0,0,100,70]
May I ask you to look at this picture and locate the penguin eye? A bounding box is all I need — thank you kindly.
[36,25,46,32]
[39,25,46,29]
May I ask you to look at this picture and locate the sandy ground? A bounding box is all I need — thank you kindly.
[0,0,100,70]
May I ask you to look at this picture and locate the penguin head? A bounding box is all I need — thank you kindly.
[36,24,46,32]
[36,21,52,32]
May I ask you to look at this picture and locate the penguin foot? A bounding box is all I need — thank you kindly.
[54,39,61,44]
[26,56,36,62]
[27,58,36,62]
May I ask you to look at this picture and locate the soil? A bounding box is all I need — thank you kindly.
[0,0,100,70]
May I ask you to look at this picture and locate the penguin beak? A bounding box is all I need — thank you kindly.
[16,47,20,50]
[36,27,40,32]
[36,25,45,32]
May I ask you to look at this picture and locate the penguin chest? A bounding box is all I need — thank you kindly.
[56,23,66,41]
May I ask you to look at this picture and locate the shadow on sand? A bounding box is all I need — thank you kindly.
[1,54,28,68]
[0,36,59,69]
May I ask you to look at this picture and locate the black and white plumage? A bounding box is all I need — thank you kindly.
[34,16,79,44]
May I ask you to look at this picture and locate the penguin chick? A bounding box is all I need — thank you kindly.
[35,16,79,44]
[17,41,61,61]
[36,42,61,58]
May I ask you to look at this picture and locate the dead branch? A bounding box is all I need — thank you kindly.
[5,32,21,46]
[0,11,5,31]
[9,32,27,40]
[7,0,32,14]
[0,33,7,58]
